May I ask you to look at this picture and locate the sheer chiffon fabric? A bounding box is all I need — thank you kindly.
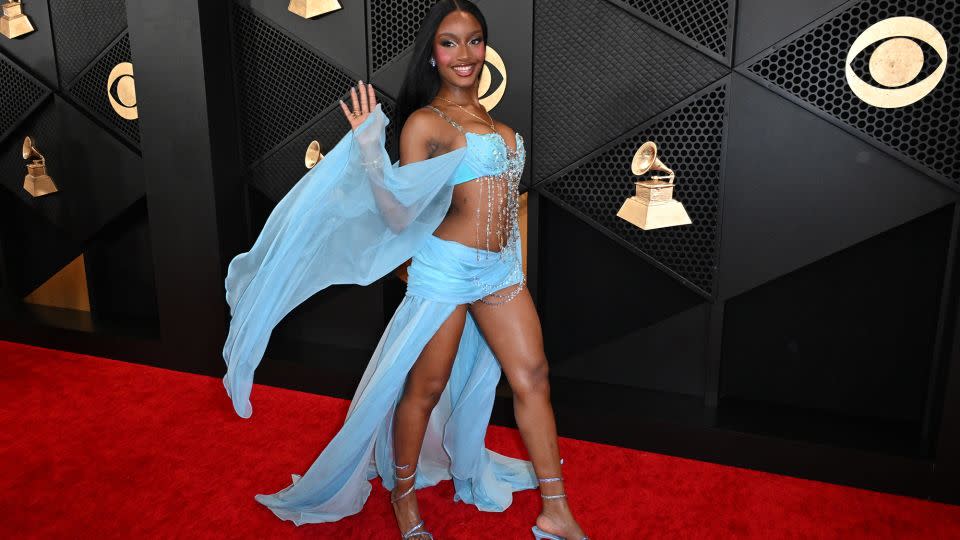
[221,103,536,525]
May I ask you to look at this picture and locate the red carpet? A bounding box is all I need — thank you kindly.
[1,339,959,539]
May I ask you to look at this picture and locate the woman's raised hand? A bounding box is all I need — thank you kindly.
[339,80,378,132]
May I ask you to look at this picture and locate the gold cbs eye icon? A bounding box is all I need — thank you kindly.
[479,45,507,111]
[845,16,948,109]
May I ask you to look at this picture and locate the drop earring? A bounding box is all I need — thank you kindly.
[429,56,436,68]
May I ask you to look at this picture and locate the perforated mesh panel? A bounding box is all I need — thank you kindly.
[66,33,140,147]
[745,0,960,185]
[48,0,127,86]
[533,0,726,183]
[369,0,435,73]
[0,54,48,141]
[610,0,732,58]
[232,4,357,166]
[250,95,397,202]
[541,83,728,294]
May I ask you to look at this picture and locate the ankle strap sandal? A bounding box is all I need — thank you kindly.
[390,463,417,503]
[391,463,433,539]
[537,457,567,500]
[530,458,589,540]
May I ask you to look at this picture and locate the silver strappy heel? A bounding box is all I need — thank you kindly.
[530,459,589,540]
[390,463,434,539]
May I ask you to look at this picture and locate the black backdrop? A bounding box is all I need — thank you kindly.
[0,0,958,503]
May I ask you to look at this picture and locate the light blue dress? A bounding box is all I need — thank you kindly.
[221,103,535,525]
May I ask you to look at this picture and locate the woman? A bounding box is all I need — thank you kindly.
[221,2,588,539]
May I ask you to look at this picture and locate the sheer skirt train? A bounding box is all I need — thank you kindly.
[253,234,535,525]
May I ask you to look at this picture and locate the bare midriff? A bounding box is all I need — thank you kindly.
[432,174,514,253]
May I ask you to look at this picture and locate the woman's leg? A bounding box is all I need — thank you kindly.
[391,303,468,536]
[468,287,587,539]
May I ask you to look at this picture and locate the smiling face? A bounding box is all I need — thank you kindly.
[432,10,486,90]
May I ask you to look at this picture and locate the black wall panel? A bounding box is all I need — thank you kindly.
[540,196,708,396]
[735,0,849,64]
[48,0,128,87]
[0,1,157,342]
[245,0,368,77]
[0,0,958,504]
[532,0,726,183]
[722,205,953,422]
[739,0,960,187]
[720,74,955,300]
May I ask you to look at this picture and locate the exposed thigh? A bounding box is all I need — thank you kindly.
[467,286,547,384]
[405,303,469,391]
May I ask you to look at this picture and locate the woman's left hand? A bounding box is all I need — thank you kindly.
[340,80,378,132]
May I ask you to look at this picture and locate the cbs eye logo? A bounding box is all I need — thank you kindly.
[106,62,138,120]
[845,17,948,109]
[479,45,507,111]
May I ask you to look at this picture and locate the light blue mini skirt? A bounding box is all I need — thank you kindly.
[406,233,523,304]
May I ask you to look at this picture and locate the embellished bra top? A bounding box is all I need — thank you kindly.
[422,105,525,186]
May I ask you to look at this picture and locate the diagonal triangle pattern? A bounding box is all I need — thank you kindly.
[718,74,956,300]
[533,0,727,183]
[742,0,960,186]
[232,4,356,167]
[369,0,435,74]
[607,0,733,60]
[541,82,728,295]
[0,53,49,143]
[48,0,127,86]
[66,33,140,147]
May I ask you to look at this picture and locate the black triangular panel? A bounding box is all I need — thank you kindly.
[0,52,50,143]
[48,0,127,86]
[0,96,145,244]
[369,0,435,75]
[0,188,83,298]
[719,74,956,300]
[242,1,367,78]
[65,33,140,148]
[540,81,728,296]
[370,47,411,101]
[734,0,849,64]
[539,195,708,396]
[533,0,727,183]
[741,0,960,187]
[606,0,735,61]
[232,3,356,166]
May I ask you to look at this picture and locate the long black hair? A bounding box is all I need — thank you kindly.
[393,0,488,137]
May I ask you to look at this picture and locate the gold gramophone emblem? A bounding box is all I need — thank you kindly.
[616,141,691,230]
[304,140,324,169]
[288,0,341,19]
[0,1,35,39]
[22,135,57,197]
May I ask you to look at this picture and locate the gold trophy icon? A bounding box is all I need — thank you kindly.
[22,135,57,197]
[616,141,691,230]
[0,1,35,39]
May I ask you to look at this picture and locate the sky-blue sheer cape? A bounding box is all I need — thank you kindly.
[222,103,466,419]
